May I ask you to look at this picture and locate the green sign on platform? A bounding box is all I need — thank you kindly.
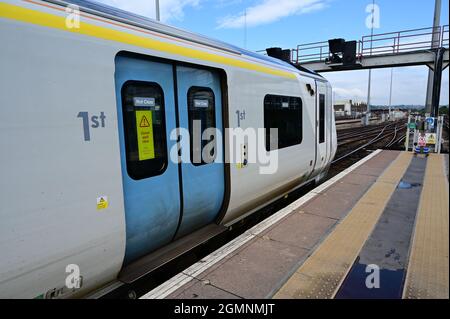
[408,123,416,129]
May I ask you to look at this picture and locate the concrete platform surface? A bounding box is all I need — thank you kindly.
[141,150,449,299]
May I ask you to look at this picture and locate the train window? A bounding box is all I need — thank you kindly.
[264,95,303,151]
[188,87,216,165]
[319,94,325,144]
[121,81,167,180]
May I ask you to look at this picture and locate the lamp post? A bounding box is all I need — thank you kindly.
[155,0,160,21]
[388,68,394,120]
[366,0,375,122]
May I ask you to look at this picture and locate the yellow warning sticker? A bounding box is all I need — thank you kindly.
[135,110,155,161]
[97,196,109,210]
[425,133,437,144]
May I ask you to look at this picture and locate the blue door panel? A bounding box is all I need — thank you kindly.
[115,56,181,264]
[176,66,225,237]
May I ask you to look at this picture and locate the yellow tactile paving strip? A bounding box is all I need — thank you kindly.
[273,152,412,299]
[403,154,449,299]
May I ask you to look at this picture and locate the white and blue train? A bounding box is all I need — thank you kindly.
[0,0,337,298]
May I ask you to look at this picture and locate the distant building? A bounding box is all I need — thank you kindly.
[391,110,406,119]
[334,100,351,116]
[334,99,367,117]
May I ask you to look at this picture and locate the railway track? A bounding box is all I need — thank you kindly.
[337,121,392,139]
[333,120,407,164]
[338,124,398,147]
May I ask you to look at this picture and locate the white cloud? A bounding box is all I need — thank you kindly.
[333,87,366,101]
[96,0,200,22]
[215,0,243,9]
[217,0,327,29]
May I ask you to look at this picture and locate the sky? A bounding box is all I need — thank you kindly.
[96,0,449,106]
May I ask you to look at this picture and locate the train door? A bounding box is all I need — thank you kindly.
[115,55,181,264]
[175,66,225,238]
[315,81,328,172]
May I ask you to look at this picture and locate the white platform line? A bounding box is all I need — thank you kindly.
[140,149,383,299]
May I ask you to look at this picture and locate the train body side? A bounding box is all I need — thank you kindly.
[0,0,335,298]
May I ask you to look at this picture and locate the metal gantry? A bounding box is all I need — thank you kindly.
[288,25,449,118]
[291,25,449,65]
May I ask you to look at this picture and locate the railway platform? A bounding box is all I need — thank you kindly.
[141,150,449,299]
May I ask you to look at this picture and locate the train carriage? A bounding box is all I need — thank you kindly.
[0,0,336,298]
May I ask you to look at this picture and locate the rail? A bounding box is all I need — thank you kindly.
[333,124,390,163]
[385,126,399,148]
[333,120,407,163]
